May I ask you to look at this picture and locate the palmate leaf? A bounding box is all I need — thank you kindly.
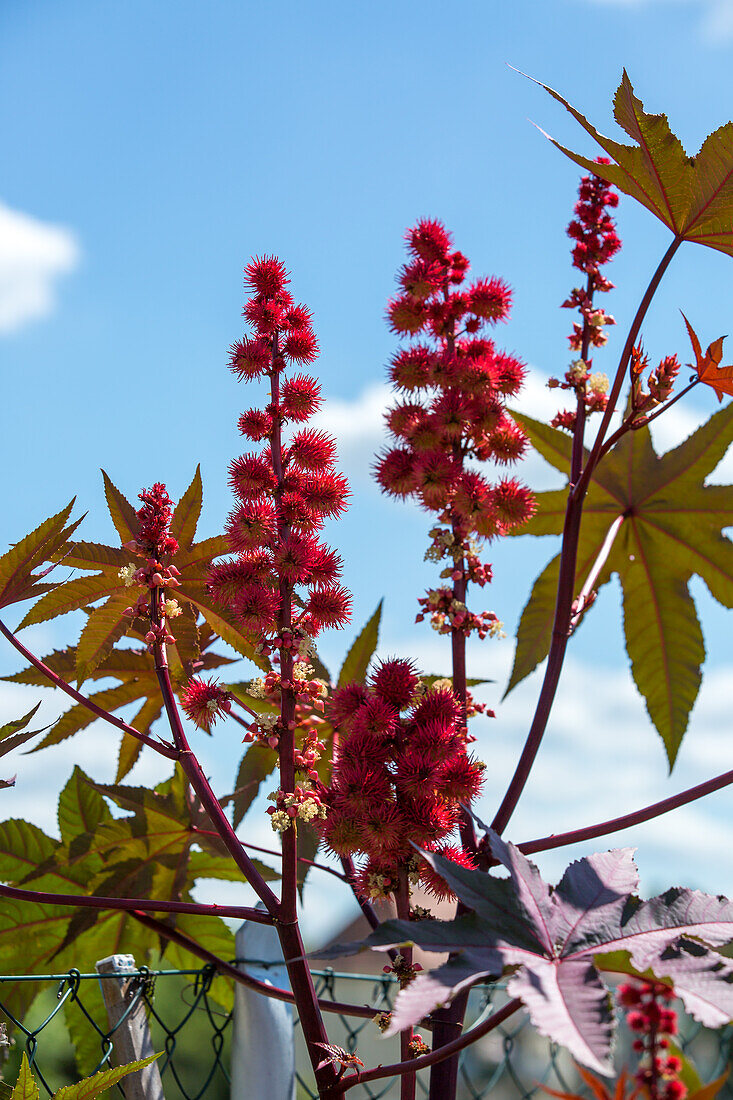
[506,406,733,768]
[17,469,242,687]
[534,70,733,256]
[342,834,733,1076]
[0,704,49,759]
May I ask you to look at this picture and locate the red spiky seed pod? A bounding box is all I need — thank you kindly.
[418,846,476,901]
[180,677,230,732]
[280,373,322,421]
[370,658,420,711]
[306,585,353,630]
[244,255,289,297]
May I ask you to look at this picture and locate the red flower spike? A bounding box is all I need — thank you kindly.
[207,553,272,604]
[387,295,427,335]
[284,304,313,331]
[373,447,420,498]
[136,484,179,557]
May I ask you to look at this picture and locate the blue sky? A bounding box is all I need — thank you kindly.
[2,0,733,942]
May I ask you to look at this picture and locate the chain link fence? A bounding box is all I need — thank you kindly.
[1,967,732,1100]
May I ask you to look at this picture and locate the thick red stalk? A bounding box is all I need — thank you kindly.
[396,870,416,1100]
[492,241,681,836]
[573,237,682,501]
[148,603,280,911]
[0,617,178,759]
[519,764,733,856]
[0,882,273,922]
[333,998,523,1094]
[266,338,337,1098]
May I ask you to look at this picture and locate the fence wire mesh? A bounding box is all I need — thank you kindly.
[1,967,732,1100]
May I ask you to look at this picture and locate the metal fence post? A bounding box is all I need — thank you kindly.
[95,954,164,1100]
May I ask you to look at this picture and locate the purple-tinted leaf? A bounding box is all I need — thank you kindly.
[507,957,614,1076]
[653,938,733,1028]
[556,849,639,954]
[386,949,503,1036]
[490,832,559,952]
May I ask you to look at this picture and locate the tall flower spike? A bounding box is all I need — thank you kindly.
[376,218,534,643]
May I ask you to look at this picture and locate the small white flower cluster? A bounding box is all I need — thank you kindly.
[567,359,588,383]
[248,677,267,699]
[588,372,610,396]
[118,563,138,587]
[164,599,182,618]
[256,713,278,732]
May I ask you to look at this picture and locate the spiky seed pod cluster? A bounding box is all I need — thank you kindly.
[181,256,352,732]
[212,255,351,641]
[320,658,484,901]
[375,219,534,639]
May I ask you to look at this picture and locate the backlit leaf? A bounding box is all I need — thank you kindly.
[53,1054,161,1100]
[507,407,733,767]
[337,600,383,686]
[534,71,733,256]
[681,313,733,401]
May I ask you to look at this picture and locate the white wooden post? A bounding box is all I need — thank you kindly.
[95,954,164,1100]
[231,906,295,1100]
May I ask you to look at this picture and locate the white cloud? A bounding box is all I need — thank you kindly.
[579,0,733,42]
[0,200,80,334]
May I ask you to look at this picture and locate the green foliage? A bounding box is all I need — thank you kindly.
[507,406,733,768]
[536,70,733,256]
[0,502,82,614]
[10,1052,160,1100]
[337,599,383,686]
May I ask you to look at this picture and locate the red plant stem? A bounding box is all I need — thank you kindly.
[0,617,179,759]
[266,339,336,1098]
[519,764,733,856]
[573,236,682,501]
[396,871,416,1100]
[149,605,280,912]
[333,997,523,1094]
[491,241,681,837]
[0,882,273,923]
[128,910,380,1021]
[636,377,699,427]
[569,272,595,486]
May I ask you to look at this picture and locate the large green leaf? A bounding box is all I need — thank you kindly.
[75,595,132,685]
[169,465,203,551]
[231,742,277,829]
[11,1055,39,1100]
[337,600,383,686]
[535,70,733,256]
[53,1054,161,1100]
[101,471,139,543]
[508,406,733,767]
